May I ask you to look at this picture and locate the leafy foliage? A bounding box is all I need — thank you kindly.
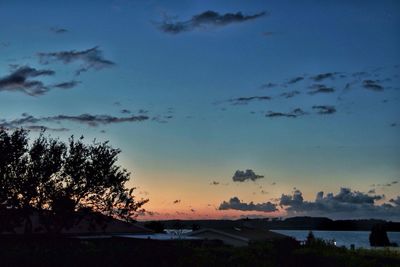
[0,128,148,233]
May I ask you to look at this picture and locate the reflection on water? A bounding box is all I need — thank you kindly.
[271,230,400,249]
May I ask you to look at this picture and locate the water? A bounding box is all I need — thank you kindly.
[271,230,400,249]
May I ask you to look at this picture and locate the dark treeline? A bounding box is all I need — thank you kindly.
[144,217,400,232]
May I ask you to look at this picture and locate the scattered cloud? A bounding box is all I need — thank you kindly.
[265,108,306,118]
[310,72,340,82]
[229,96,271,105]
[0,66,55,96]
[50,27,68,34]
[0,113,149,129]
[158,10,266,34]
[308,84,335,95]
[38,46,115,75]
[260,82,277,89]
[232,169,264,182]
[51,80,80,89]
[120,109,131,114]
[287,76,304,84]
[312,105,336,115]
[362,80,384,91]
[219,197,277,212]
[280,90,300,98]
[278,188,400,219]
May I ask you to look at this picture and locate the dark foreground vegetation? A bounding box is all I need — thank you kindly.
[1,236,399,267]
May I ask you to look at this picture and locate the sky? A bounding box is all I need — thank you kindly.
[0,0,400,221]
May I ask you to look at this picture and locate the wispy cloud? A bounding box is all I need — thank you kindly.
[0,113,149,129]
[362,80,384,91]
[50,27,68,34]
[0,66,55,96]
[312,105,336,115]
[38,46,115,75]
[51,80,81,89]
[158,10,266,34]
[308,84,335,95]
[265,108,306,118]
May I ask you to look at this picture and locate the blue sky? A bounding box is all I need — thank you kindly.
[1,0,399,220]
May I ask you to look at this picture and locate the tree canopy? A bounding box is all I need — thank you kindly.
[0,128,148,234]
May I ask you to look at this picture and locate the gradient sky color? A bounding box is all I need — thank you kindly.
[1,0,399,220]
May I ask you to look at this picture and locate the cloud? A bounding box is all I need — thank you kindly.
[308,84,335,95]
[312,105,336,115]
[0,66,55,96]
[287,76,304,84]
[219,197,277,212]
[51,80,80,89]
[232,169,264,182]
[0,113,149,129]
[120,109,131,114]
[38,46,115,74]
[24,125,69,132]
[265,108,306,118]
[372,181,399,187]
[310,72,339,82]
[362,80,384,91]
[229,96,271,105]
[280,90,300,98]
[158,10,266,34]
[278,188,400,219]
[260,83,277,89]
[50,27,68,34]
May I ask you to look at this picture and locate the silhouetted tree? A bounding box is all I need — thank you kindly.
[0,128,148,234]
[306,230,315,245]
[369,224,390,247]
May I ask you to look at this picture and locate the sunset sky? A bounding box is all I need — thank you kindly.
[1,0,400,220]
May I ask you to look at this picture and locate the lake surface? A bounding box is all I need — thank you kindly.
[271,230,400,249]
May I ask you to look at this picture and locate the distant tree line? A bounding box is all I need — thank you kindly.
[0,128,148,234]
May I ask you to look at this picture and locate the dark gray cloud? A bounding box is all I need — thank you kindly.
[232,169,264,182]
[308,84,335,95]
[0,66,55,96]
[0,113,149,129]
[229,96,271,105]
[362,80,384,91]
[310,72,340,82]
[51,80,80,89]
[279,188,400,219]
[265,108,306,118]
[372,181,399,187]
[158,10,266,34]
[38,46,115,74]
[219,197,277,212]
[312,105,336,115]
[287,76,304,84]
[24,125,69,132]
